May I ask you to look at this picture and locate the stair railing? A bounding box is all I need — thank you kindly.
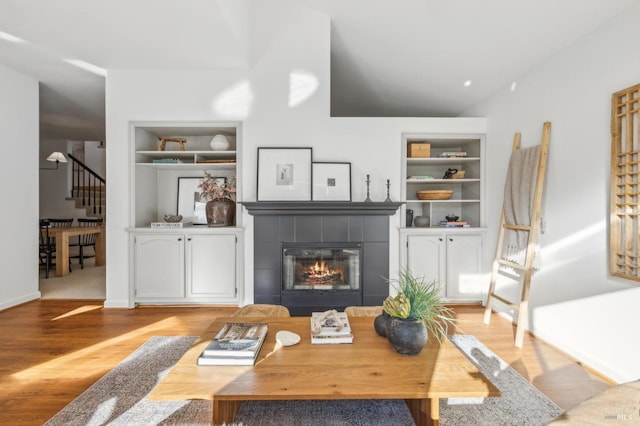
[68,153,106,216]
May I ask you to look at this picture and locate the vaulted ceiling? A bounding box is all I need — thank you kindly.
[0,0,636,141]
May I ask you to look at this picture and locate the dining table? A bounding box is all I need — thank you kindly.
[46,225,105,277]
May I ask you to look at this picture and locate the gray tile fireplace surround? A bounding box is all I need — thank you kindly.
[243,202,402,316]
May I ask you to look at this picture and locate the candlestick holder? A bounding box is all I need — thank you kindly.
[364,174,372,202]
[385,179,392,202]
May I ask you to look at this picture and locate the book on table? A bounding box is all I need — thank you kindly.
[310,310,353,344]
[197,322,268,366]
[311,333,354,345]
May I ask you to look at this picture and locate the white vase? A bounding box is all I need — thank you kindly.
[209,135,230,151]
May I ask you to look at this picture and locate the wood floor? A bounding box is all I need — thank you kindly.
[0,300,611,425]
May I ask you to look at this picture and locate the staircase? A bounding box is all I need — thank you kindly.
[67,185,106,218]
[67,153,106,219]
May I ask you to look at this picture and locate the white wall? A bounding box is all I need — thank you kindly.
[0,65,40,309]
[465,5,640,383]
[105,7,487,309]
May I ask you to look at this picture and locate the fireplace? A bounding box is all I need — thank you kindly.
[283,243,361,291]
[244,201,402,316]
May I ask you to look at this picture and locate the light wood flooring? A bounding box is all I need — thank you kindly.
[0,301,611,425]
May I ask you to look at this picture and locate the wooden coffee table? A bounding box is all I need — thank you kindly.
[149,316,499,426]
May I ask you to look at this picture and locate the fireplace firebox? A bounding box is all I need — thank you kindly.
[283,243,361,291]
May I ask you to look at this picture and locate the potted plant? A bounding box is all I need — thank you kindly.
[198,171,236,227]
[379,269,456,355]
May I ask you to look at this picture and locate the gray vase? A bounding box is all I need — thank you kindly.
[387,317,428,356]
[413,216,430,227]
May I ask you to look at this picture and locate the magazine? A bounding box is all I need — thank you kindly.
[201,323,268,358]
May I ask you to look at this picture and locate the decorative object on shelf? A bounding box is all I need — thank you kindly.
[364,174,372,202]
[257,147,312,201]
[445,214,459,222]
[443,168,457,179]
[209,134,230,151]
[408,142,431,158]
[158,136,186,151]
[312,162,352,201]
[413,216,429,227]
[199,171,236,227]
[406,209,414,227]
[381,269,456,355]
[385,179,392,202]
[163,214,183,222]
[417,190,453,200]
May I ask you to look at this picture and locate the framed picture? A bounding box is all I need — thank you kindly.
[177,176,226,224]
[312,162,352,201]
[257,147,312,201]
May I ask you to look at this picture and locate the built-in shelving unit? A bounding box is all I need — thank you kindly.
[401,134,484,229]
[128,121,244,305]
[131,121,241,228]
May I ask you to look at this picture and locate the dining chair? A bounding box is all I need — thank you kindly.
[230,304,291,318]
[45,218,74,273]
[344,306,383,317]
[70,218,103,269]
[39,220,54,279]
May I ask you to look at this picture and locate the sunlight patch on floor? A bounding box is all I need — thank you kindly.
[11,316,185,380]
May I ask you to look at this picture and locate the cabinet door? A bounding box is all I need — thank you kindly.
[134,234,185,299]
[406,234,446,297]
[186,234,236,300]
[445,234,484,300]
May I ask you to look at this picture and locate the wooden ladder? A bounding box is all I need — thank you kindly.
[483,122,551,348]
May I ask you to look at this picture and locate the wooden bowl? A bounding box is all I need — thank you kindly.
[417,190,453,200]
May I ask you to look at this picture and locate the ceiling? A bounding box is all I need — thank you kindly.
[0,0,637,141]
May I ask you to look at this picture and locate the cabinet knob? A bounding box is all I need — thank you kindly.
[449,238,453,242]
[178,238,182,241]
[439,238,443,242]
[188,238,192,241]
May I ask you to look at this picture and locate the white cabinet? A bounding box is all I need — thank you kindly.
[134,234,185,299]
[402,230,485,302]
[186,233,236,300]
[132,230,241,304]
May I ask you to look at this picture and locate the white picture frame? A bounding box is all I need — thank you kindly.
[312,162,352,201]
[257,147,313,201]
[177,176,226,224]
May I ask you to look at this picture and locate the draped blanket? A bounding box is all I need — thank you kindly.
[502,145,541,267]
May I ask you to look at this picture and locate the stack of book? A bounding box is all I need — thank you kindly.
[438,151,468,158]
[310,311,353,344]
[439,220,470,228]
[197,322,268,365]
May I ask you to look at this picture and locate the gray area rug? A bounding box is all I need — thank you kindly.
[46,335,563,426]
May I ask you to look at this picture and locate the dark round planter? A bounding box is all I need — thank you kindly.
[206,198,235,227]
[387,317,428,356]
[374,312,391,337]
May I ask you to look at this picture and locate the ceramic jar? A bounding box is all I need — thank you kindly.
[205,198,235,226]
[413,216,429,227]
[386,317,428,356]
[209,135,230,151]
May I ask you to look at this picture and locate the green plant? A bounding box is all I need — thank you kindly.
[383,269,457,344]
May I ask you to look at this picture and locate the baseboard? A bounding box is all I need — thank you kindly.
[0,291,41,311]
[103,298,134,309]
